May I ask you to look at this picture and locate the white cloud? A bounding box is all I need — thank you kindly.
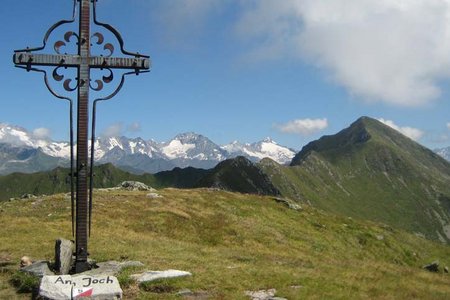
[127,122,142,133]
[151,0,450,106]
[32,128,52,140]
[102,122,143,137]
[234,0,450,107]
[276,118,328,135]
[447,122,450,130]
[102,123,124,137]
[377,118,424,141]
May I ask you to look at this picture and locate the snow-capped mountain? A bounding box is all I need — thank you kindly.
[435,147,450,162]
[222,137,296,165]
[0,123,297,174]
[0,123,70,158]
[94,136,162,160]
[161,133,227,161]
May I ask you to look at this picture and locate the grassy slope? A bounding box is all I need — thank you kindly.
[1,189,450,299]
[261,118,450,242]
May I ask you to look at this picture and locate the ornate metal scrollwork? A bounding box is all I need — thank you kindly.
[55,31,80,54]
[91,32,114,57]
[53,67,79,92]
[90,68,113,91]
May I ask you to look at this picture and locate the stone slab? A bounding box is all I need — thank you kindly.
[55,238,74,275]
[21,260,54,278]
[39,275,122,300]
[131,269,192,283]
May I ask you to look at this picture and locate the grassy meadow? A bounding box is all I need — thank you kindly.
[1,188,450,299]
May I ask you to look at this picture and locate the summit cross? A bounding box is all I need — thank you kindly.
[13,0,150,273]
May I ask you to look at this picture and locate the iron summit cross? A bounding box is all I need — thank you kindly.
[13,0,150,273]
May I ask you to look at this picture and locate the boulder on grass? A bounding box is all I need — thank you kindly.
[423,261,439,273]
[118,181,154,191]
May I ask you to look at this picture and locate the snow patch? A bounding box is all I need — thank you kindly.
[108,138,123,150]
[162,140,195,159]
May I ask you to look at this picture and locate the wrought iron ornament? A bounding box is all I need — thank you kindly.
[13,0,150,273]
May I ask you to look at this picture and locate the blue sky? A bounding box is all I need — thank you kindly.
[1,0,450,150]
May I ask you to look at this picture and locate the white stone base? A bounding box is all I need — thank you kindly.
[39,275,122,300]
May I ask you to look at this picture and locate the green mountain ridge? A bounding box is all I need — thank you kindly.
[261,116,450,242]
[0,164,159,200]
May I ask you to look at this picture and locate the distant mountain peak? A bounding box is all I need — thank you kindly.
[262,137,275,143]
[174,132,204,141]
[222,138,296,165]
[291,116,449,173]
[291,117,377,165]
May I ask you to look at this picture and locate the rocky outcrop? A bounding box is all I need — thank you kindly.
[423,261,440,273]
[274,197,302,211]
[117,181,154,191]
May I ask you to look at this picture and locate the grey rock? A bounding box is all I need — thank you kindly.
[39,275,122,300]
[20,256,33,268]
[131,269,192,283]
[245,289,277,300]
[423,261,439,273]
[21,193,37,199]
[55,238,74,275]
[118,181,153,191]
[146,192,163,199]
[176,289,193,296]
[444,266,449,273]
[274,197,302,211]
[82,261,144,276]
[290,285,303,289]
[21,260,54,278]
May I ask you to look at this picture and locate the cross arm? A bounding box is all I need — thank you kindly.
[13,52,79,68]
[90,56,150,70]
[14,52,151,71]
